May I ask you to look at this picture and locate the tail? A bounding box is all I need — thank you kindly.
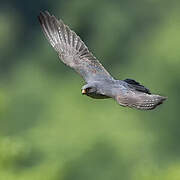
[121,78,167,110]
[116,93,167,110]
[131,94,167,110]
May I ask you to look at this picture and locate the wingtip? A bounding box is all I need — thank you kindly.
[38,11,45,24]
[38,11,52,26]
[44,10,51,16]
[39,11,52,18]
[37,14,42,24]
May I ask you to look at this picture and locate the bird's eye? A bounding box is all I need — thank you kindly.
[85,88,89,93]
[87,87,95,93]
[87,87,93,91]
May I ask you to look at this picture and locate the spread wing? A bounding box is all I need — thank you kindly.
[38,11,112,83]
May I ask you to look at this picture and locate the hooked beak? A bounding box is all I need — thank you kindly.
[81,89,86,95]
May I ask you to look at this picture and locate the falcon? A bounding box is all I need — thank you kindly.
[38,11,167,110]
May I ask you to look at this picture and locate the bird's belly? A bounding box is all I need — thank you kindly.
[86,93,110,99]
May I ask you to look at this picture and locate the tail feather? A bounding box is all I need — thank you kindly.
[116,93,167,110]
[132,94,167,110]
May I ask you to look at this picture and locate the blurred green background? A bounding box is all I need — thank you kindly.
[0,0,179,179]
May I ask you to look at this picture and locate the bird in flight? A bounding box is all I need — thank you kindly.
[38,11,167,110]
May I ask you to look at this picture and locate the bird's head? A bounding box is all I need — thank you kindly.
[81,86,97,95]
[81,83,110,99]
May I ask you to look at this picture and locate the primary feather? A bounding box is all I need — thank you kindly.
[124,78,151,94]
[38,11,112,83]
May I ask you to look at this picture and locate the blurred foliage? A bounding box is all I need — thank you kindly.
[0,0,179,179]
